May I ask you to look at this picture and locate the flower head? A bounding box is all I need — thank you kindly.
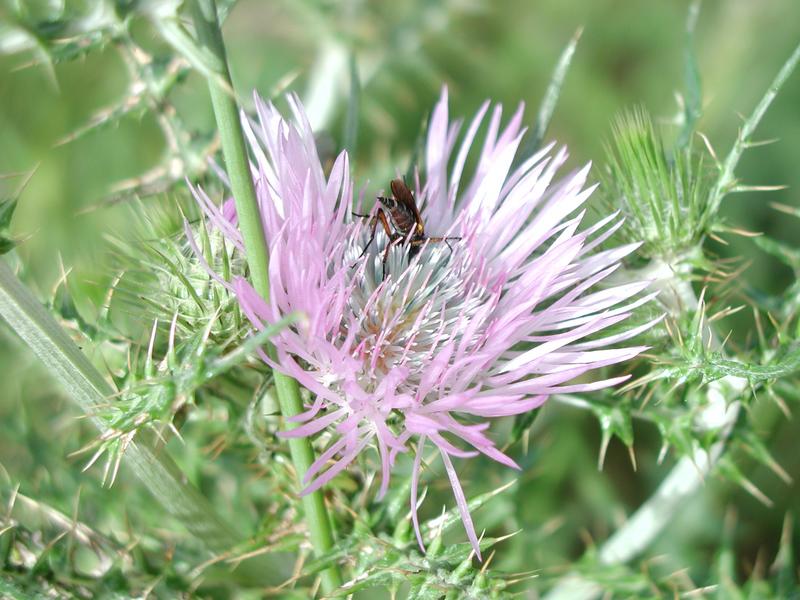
[193,88,655,557]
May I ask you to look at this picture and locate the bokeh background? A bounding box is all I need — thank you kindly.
[1,0,799,595]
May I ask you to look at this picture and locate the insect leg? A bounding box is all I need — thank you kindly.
[425,236,462,254]
[382,235,404,281]
[353,209,394,267]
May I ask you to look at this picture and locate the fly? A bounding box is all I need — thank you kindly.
[353,179,461,279]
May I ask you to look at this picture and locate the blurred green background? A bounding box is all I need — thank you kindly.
[1,0,799,595]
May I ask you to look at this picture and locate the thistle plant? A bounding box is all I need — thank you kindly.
[1,1,799,598]
[195,87,652,559]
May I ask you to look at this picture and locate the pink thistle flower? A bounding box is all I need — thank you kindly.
[192,88,655,558]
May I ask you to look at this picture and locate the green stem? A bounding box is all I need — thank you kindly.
[186,0,342,592]
[707,42,800,215]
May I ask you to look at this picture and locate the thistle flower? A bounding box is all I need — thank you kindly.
[192,88,655,558]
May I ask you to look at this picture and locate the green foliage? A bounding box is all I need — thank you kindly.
[602,107,715,260]
[515,28,582,166]
[65,199,299,486]
[1,0,800,598]
[0,487,198,598]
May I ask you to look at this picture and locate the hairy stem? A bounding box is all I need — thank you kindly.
[186,0,342,592]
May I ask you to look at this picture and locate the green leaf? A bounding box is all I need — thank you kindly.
[55,96,148,146]
[736,431,792,485]
[717,455,773,507]
[655,411,696,459]
[342,52,360,160]
[153,18,233,96]
[676,0,702,150]
[703,345,800,382]
[754,235,800,271]
[510,407,540,444]
[515,27,581,165]
[592,404,635,470]
[420,480,515,539]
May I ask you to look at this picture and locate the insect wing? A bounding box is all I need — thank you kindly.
[390,179,423,233]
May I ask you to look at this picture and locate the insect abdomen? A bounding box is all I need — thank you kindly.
[380,198,417,236]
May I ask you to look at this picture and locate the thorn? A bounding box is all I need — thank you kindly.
[597,432,610,471]
[51,253,73,298]
[269,68,302,98]
[739,475,773,507]
[770,201,800,217]
[168,310,179,358]
[628,445,638,472]
[766,311,780,335]
[744,137,780,148]
[146,318,158,377]
[657,442,669,465]
[480,549,497,574]
[663,318,674,340]
[768,388,791,419]
[638,384,657,412]
[773,513,794,572]
[770,458,793,486]
[674,318,685,348]
[724,225,765,237]
[71,485,82,525]
[168,421,185,445]
[578,527,595,550]
[696,131,720,166]
[82,445,107,473]
[6,483,21,517]
[697,286,708,306]
[151,424,170,448]
[198,306,220,355]
[719,329,733,351]
[708,304,746,323]
[708,231,729,246]
[101,451,113,487]
[733,184,788,194]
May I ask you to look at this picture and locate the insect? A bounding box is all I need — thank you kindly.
[353,179,461,279]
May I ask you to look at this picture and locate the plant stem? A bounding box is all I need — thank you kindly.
[544,264,746,600]
[706,42,800,215]
[546,44,800,596]
[186,0,342,592]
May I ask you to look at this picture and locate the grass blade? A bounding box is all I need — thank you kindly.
[516,27,582,165]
